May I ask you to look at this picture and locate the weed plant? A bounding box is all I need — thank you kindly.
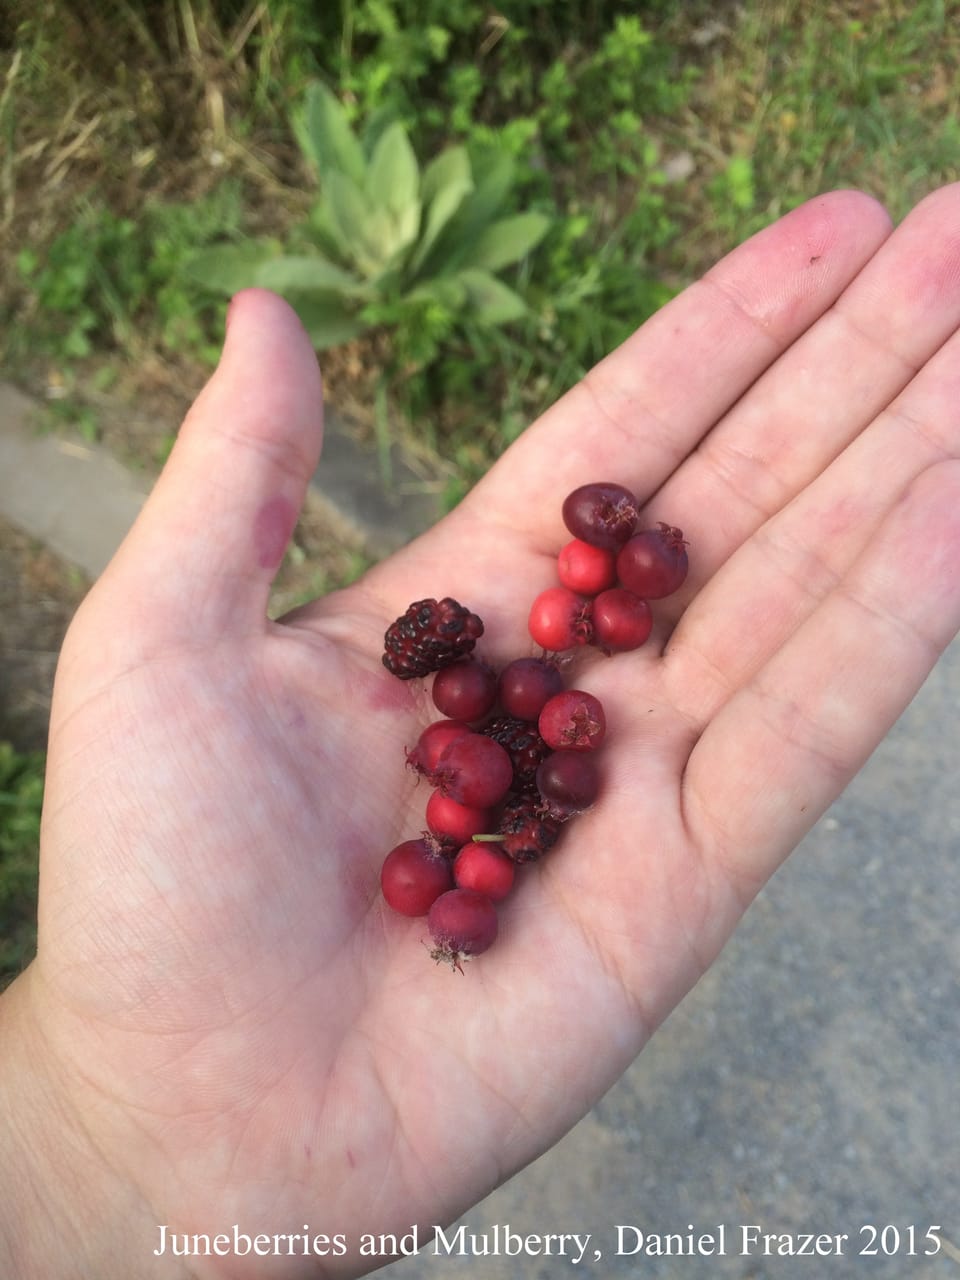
[1,1,958,485]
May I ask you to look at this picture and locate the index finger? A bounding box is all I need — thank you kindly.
[464,190,893,548]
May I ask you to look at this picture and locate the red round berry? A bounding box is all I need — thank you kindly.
[428,889,499,969]
[381,838,454,916]
[538,689,606,751]
[616,523,689,598]
[434,733,513,808]
[557,538,617,595]
[562,482,639,550]
[453,841,515,902]
[591,587,653,652]
[535,750,600,819]
[406,719,472,777]
[431,659,498,722]
[498,656,564,722]
[528,586,593,651]
[425,791,492,846]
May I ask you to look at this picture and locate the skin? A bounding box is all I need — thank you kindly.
[2,186,960,1279]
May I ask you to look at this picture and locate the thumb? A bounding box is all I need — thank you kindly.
[95,289,324,645]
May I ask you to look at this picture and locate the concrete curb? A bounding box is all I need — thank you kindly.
[0,380,441,578]
[0,382,149,579]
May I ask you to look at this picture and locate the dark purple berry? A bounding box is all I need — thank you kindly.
[481,716,552,793]
[616,524,689,598]
[383,598,484,680]
[562,482,640,550]
[535,750,600,819]
[431,659,498,722]
[498,657,564,722]
[493,795,561,864]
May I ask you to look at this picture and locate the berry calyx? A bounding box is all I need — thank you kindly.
[381,838,455,916]
[616,524,689,598]
[557,538,618,595]
[591,587,653,653]
[538,689,606,751]
[528,586,594,651]
[383,598,484,679]
[562,482,640,550]
[428,889,499,970]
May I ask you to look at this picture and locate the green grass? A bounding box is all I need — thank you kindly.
[0,742,43,990]
[1,0,958,485]
[689,0,960,242]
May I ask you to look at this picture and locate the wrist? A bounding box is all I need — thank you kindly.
[0,968,189,1280]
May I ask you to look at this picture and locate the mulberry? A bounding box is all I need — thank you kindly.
[382,598,484,680]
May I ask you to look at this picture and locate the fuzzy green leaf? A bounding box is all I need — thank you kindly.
[323,172,385,278]
[459,149,516,228]
[420,145,472,209]
[181,242,280,295]
[308,200,353,263]
[363,204,421,276]
[416,149,515,277]
[286,293,369,349]
[364,123,422,267]
[457,268,529,324]
[366,122,420,221]
[406,145,476,278]
[406,276,470,309]
[393,200,423,263]
[460,212,551,271]
[295,81,366,186]
[254,255,369,297]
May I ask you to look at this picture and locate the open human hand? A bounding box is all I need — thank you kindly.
[3,187,959,1279]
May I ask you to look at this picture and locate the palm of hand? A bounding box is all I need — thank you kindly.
[24,188,960,1274]
[37,527,705,1253]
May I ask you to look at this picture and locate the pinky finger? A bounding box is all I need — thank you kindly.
[683,460,960,902]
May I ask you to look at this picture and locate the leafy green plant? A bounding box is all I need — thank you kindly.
[9,185,244,369]
[14,211,140,361]
[707,153,757,236]
[184,81,551,352]
[0,742,44,988]
[396,192,677,485]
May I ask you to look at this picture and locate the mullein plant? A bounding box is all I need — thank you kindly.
[185,81,550,350]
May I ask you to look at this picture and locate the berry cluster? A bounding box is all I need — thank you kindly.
[529,482,688,654]
[378,481,689,971]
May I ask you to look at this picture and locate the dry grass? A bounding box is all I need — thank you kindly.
[2,1,304,241]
